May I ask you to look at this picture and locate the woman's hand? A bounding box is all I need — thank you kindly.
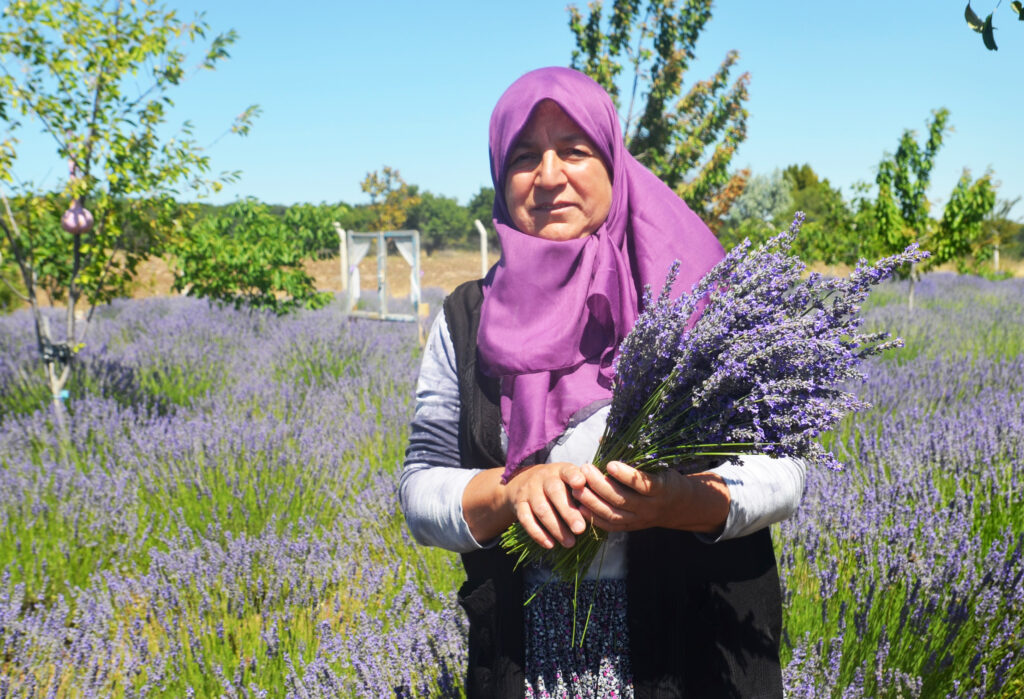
[570,461,731,536]
[505,462,590,549]
[461,462,590,549]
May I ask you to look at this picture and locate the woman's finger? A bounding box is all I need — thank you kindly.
[530,489,577,548]
[575,503,619,532]
[605,461,656,495]
[578,463,632,507]
[514,500,554,549]
[558,463,588,491]
[569,470,630,523]
[544,477,587,536]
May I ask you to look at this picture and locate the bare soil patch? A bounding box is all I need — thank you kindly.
[124,250,497,300]
[304,249,500,297]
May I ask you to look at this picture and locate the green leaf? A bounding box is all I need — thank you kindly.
[965,2,985,32]
[983,13,998,50]
[1012,1,1024,20]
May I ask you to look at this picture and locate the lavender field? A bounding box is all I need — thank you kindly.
[0,274,1022,697]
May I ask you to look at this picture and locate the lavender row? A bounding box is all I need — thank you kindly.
[779,276,1024,697]
[1,294,464,696]
[1,275,1022,696]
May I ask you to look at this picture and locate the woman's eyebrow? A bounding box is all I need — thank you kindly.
[512,130,592,152]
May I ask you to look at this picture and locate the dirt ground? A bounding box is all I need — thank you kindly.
[303,249,501,297]
[127,249,500,300]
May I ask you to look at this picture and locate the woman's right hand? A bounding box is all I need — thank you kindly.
[461,463,589,549]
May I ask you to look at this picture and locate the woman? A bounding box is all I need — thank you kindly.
[401,67,804,699]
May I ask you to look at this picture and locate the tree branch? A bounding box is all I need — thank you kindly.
[0,66,71,161]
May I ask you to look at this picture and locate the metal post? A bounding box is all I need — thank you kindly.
[474,219,489,278]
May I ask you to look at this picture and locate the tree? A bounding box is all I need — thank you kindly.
[873,109,997,306]
[170,199,329,314]
[980,197,1023,271]
[965,1,1024,51]
[359,166,420,231]
[782,164,857,265]
[0,0,257,431]
[933,169,996,272]
[568,0,750,228]
[874,108,949,259]
[467,186,495,228]
[405,191,472,254]
[282,201,351,258]
[718,169,792,250]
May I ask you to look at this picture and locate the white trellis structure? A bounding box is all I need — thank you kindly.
[334,225,421,322]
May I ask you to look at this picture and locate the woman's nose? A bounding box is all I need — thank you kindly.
[536,150,567,188]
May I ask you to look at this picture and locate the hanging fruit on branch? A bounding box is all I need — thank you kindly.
[61,199,94,235]
[61,155,94,236]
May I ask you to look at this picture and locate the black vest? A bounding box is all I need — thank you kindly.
[444,280,784,699]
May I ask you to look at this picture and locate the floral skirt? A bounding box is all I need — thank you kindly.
[523,579,634,699]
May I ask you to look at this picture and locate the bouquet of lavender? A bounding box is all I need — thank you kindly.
[500,214,928,583]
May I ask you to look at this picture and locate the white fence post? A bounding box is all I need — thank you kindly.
[377,230,387,317]
[333,222,347,293]
[474,219,489,278]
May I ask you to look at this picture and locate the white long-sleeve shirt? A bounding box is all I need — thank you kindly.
[399,310,805,578]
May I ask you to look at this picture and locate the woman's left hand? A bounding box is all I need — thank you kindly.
[570,461,731,536]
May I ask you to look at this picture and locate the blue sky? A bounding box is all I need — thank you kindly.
[8,1,1024,218]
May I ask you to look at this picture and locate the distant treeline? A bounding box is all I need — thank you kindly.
[190,185,496,259]
[8,164,1024,269]
[717,164,1023,273]
[203,162,1022,272]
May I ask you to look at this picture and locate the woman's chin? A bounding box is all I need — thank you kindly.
[527,223,593,242]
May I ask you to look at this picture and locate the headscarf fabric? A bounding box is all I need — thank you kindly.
[478,66,724,480]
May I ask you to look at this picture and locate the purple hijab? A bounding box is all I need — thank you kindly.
[478,67,724,480]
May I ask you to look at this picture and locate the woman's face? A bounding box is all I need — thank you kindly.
[503,100,612,241]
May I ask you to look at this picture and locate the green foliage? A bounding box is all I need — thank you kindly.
[868,109,998,296]
[282,201,350,259]
[171,199,329,314]
[183,188,494,263]
[0,253,23,312]
[782,165,860,265]
[934,170,997,272]
[568,0,750,227]
[405,190,472,255]
[359,166,420,231]
[729,170,793,226]
[467,186,495,228]
[717,169,792,250]
[984,198,1024,261]
[4,191,190,304]
[0,0,256,415]
[966,1,1023,50]
[874,108,949,257]
[717,164,869,266]
[0,0,257,306]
